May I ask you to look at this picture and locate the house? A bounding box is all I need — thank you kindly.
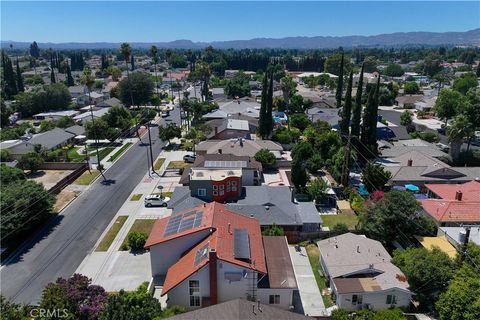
[96,97,123,108]
[203,100,261,119]
[68,85,87,99]
[168,185,322,239]
[298,93,337,109]
[206,114,258,136]
[145,202,298,311]
[76,91,104,106]
[73,107,111,124]
[438,226,480,247]
[413,235,457,259]
[179,154,263,186]
[0,128,76,159]
[420,180,480,226]
[167,298,311,320]
[64,125,86,137]
[377,150,479,186]
[33,110,80,121]
[206,119,251,140]
[306,107,340,126]
[195,139,283,157]
[318,233,412,311]
[353,72,379,86]
[394,95,424,108]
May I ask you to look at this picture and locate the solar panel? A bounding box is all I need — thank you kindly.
[194,243,209,265]
[163,211,205,237]
[204,160,247,168]
[234,229,251,260]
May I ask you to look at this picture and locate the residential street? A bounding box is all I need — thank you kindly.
[0,110,180,304]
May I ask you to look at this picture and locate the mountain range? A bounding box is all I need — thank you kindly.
[2,29,479,50]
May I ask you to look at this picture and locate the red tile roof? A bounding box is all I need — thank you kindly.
[420,199,480,223]
[150,202,267,296]
[425,181,480,201]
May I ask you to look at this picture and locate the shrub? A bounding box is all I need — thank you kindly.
[127,231,147,251]
[410,131,440,143]
[254,149,276,169]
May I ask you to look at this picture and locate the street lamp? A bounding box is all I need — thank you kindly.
[157,185,163,197]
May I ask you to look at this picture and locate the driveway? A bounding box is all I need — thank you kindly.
[288,246,327,317]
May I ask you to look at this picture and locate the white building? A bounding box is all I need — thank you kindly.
[145,202,297,311]
[317,233,412,311]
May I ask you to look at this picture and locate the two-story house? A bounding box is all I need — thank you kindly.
[145,202,298,311]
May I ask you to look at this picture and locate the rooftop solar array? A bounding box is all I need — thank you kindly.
[164,210,204,237]
[194,243,209,265]
[234,228,251,260]
[204,160,247,168]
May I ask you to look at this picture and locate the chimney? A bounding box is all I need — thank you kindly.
[455,191,463,201]
[209,249,218,305]
[214,126,218,135]
[407,159,413,166]
[239,138,243,147]
[357,246,360,253]
[218,149,222,154]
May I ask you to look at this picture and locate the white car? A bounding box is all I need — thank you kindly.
[144,194,170,207]
[183,154,196,163]
[160,111,169,118]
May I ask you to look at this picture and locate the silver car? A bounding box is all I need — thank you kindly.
[144,194,170,207]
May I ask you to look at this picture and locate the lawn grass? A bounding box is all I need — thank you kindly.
[167,160,191,169]
[130,194,143,201]
[321,212,359,230]
[66,147,86,162]
[152,191,173,198]
[91,147,116,161]
[95,216,128,252]
[108,143,132,162]
[306,244,334,308]
[120,219,156,250]
[73,170,100,185]
[153,158,166,171]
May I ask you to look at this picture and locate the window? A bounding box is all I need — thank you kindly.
[227,181,230,186]
[352,295,363,305]
[189,280,200,307]
[219,185,224,190]
[386,295,397,305]
[232,186,237,192]
[213,185,218,190]
[213,190,218,196]
[226,185,231,192]
[197,189,206,197]
[219,190,224,196]
[269,295,280,305]
[232,181,237,186]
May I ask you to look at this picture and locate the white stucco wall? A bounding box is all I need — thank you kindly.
[257,288,294,310]
[166,264,210,310]
[217,261,256,303]
[149,229,212,276]
[336,288,412,311]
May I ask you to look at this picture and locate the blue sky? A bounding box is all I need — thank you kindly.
[1,1,479,42]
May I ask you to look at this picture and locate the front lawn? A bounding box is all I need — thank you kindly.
[66,147,86,162]
[306,244,334,308]
[321,212,359,230]
[120,219,156,250]
[167,161,191,169]
[73,170,100,185]
[153,158,166,171]
[96,216,128,251]
[90,147,116,161]
[108,143,133,161]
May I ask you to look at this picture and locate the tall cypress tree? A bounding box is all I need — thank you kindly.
[266,70,274,136]
[16,59,24,92]
[361,87,375,147]
[360,76,380,157]
[351,63,364,139]
[66,64,74,87]
[258,71,269,138]
[50,68,56,84]
[1,51,18,99]
[339,70,353,137]
[335,53,344,109]
[130,55,135,71]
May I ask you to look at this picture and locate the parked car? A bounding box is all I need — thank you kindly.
[436,142,450,152]
[161,110,169,118]
[144,194,170,207]
[183,154,196,163]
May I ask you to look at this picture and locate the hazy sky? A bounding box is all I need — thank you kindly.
[1,1,479,42]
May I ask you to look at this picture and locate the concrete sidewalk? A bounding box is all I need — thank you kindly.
[288,246,328,317]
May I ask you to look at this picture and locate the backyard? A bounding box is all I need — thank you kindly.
[321,212,359,230]
[305,244,334,308]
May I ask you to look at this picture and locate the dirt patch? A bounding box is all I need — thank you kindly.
[28,170,74,190]
[54,189,80,212]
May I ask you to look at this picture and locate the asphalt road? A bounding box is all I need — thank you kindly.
[1,110,181,304]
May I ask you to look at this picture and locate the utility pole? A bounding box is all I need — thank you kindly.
[461,225,472,263]
[341,134,351,188]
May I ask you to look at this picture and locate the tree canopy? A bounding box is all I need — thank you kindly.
[117,72,154,106]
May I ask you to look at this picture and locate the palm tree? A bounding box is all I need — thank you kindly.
[165,49,173,98]
[196,62,211,102]
[280,75,297,105]
[447,114,473,161]
[120,42,134,107]
[150,45,160,110]
[81,67,105,181]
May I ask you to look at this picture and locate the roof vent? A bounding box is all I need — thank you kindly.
[265,205,270,210]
